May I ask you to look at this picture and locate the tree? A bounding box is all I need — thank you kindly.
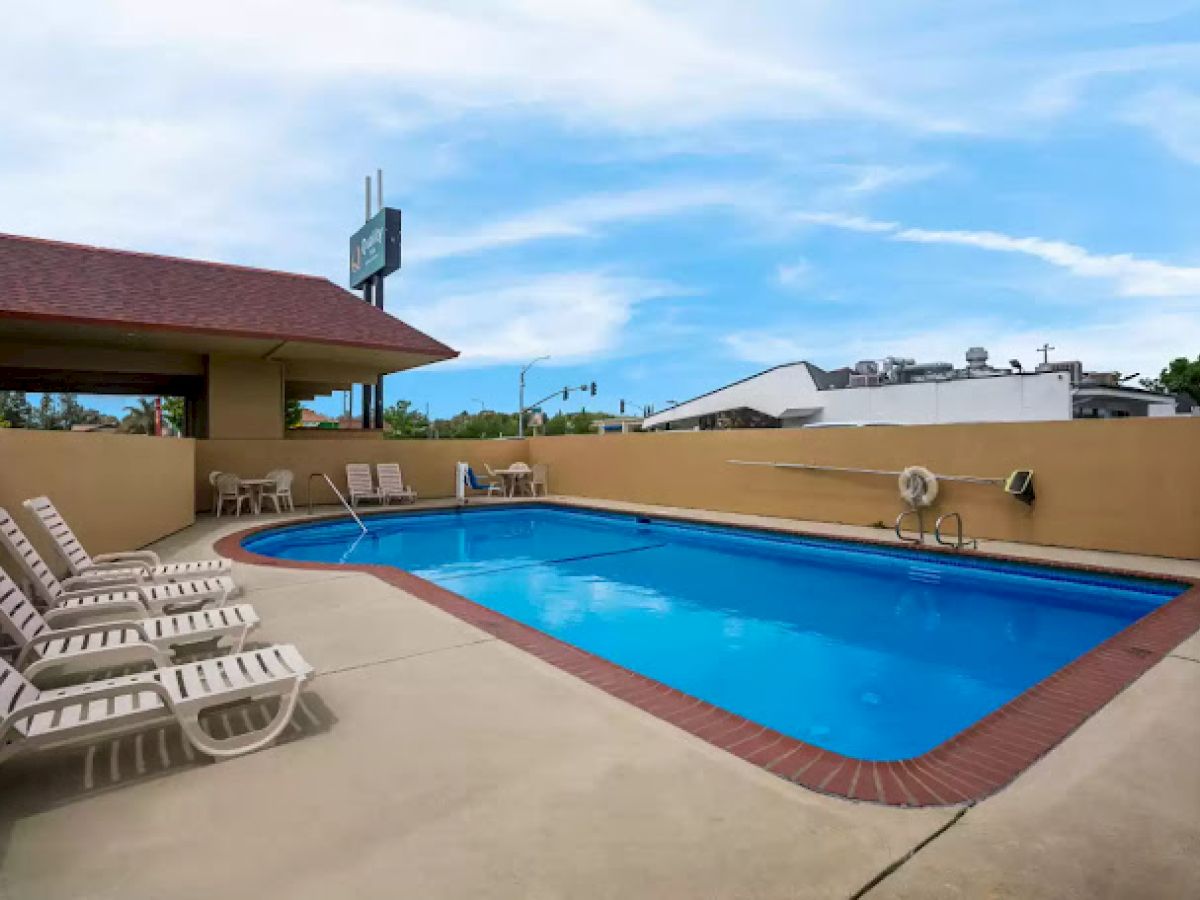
[162,397,186,435]
[382,400,430,438]
[120,398,158,435]
[1156,355,1200,403]
[285,399,303,429]
[34,394,58,430]
[0,391,33,428]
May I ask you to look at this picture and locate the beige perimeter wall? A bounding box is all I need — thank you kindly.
[196,437,527,511]
[529,418,1200,560]
[0,431,195,572]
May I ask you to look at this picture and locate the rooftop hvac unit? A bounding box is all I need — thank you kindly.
[849,373,882,387]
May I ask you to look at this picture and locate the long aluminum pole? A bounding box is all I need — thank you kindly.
[518,369,525,438]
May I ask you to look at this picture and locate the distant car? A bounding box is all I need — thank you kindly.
[801,421,902,428]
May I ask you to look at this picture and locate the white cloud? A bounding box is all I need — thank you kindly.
[408,184,754,264]
[796,211,1200,298]
[774,259,812,288]
[394,271,677,366]
[1123,85,1200,165]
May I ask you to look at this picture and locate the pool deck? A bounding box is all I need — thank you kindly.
[2,498,1197,899]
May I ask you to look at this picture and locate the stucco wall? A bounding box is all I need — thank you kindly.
[529,418,1200,559]
[196,438,527,510]
[0,431,195,575]
[207,355,284,439]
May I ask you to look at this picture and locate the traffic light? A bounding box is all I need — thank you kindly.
[589,381,597,396]
[619,399,625,414]
[562,387,569,401]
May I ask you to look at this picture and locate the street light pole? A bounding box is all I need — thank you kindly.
[518,355,550,438]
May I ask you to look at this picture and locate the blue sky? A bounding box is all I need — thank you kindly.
[2,1,1199,419]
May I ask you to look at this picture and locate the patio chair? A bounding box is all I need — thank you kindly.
[0,572,259,687]
[0,643,314,763]
[376,463,416,505]
[259,469,295,513]
[207,470,223,511]
[530,463,549,497]
[214,473,251,518]
[0,508,237,625]
[508,461,532,496]
[345,463,383,507]
[22,497,233,584]
[464,466,502,497]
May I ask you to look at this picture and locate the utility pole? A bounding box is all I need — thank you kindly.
[517,355,550,438]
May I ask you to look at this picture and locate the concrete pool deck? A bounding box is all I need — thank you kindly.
[1,499,1197,899]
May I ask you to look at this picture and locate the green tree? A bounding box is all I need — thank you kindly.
[383,400,430,438]
[162,397,186,435]
[285,399,303,429]
[120,398,158,435]
[33,394,58,430]
[1155,355,1200,403]
[0,391,33,428]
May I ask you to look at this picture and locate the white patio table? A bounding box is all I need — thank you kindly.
[490,467,532,498]
[238,477,277,514]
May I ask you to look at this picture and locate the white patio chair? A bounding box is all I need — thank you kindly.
[22,496,233,583]
[214,473,251,518]
[483,464,509,497]
[259,469,295,513]
[345,463,383,507]
[530,463,549,497]
[376,463,416,505]
[208,470,223,511]
[0,573,259,687]
[0,508,237,625]
[508,461,532,496]
[0,643,313,763]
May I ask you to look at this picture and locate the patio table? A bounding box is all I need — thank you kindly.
[490,467,532,498]
[238,477,277,514]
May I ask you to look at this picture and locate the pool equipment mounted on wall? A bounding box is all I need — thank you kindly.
[727,459,1036,505]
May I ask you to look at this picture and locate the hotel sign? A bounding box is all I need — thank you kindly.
[349,207,401,288]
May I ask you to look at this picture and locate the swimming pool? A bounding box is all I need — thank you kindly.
[241,505,1186,764]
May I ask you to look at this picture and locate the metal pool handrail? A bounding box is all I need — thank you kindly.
[307,472,368,534]
[727,460,1004,486]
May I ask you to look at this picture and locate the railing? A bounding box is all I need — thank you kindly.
[307,472,368,534]
[895,508,924,544]
[727,459,1004,486]
[934,512,977,550]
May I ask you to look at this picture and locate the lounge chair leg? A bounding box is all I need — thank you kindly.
[177,681,302,758]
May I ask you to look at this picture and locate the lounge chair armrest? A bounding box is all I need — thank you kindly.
[1,679,176,743]
[61,572,146,591]
[42,602,148,628]
[82,560,152,575]
[54,583,150,603]
[94,550,162,566]
[17,620,152,668]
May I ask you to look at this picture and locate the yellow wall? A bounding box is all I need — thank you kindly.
[196,438,527,510]
[0,430,196,576]
[207,355,284,439]
[528,418,1200,559]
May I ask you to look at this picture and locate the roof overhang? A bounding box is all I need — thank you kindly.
[0,315,451,399]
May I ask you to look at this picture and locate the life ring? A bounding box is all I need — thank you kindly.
[898,466,939,508]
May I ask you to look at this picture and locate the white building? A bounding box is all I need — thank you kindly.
[643,348,1176,430]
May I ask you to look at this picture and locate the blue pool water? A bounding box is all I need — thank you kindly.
[244,506,1183,760]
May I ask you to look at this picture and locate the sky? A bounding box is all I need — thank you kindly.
[2,1,1200,420]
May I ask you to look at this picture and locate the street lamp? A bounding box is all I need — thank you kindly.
[470,397,486,413]
[518,356,550,438]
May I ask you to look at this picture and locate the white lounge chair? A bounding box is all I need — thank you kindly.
[0,508,236,625]
[376,463,416,505]
[0,644,313,762]
[345,464,383,507]
[23,496,232,584]
[0,573,259,687]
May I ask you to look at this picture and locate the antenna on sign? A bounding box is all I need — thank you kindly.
[364,175,372,222]
[377,168,383,213]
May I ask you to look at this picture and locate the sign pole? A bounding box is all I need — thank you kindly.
[361,175,374,429]
[373,169,385,430]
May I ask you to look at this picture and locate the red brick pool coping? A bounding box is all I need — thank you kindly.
[215,503,1200,808]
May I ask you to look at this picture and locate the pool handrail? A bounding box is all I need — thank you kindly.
[307,473,368,534]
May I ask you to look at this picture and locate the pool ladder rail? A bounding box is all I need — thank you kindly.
[895,509,977,551]
[307,472,369,535]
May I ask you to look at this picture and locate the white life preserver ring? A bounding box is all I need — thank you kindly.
[898,466,939,508]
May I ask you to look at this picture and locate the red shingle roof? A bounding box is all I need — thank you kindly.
[0,232,456,358]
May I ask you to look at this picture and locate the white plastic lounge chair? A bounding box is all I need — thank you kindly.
[23,496,233,583]
[345,464,383,507]
[376,463,417,505]
[0,508,236,625]
[0,573,259,687]
[214,473,251,517]
[0,643,313,762]
[259,469,295,513]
